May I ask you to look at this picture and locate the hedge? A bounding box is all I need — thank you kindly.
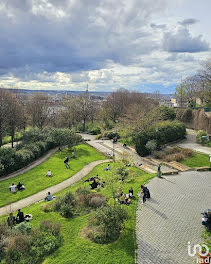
[0,128,81,177]
[135,120,186,156]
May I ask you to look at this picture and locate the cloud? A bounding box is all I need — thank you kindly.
[150,23,166,29]
[163,27,210,53]
[0,0,168,77]
[178,18,199,26]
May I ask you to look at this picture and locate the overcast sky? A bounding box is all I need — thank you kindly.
[0,0,210,93]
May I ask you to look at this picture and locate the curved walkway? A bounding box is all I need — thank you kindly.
[0,159,110,217]
[175,129,211,155]
[136,170,211,264]
[0,147,59,182]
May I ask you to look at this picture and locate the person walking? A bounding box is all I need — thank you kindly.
[64,156,70,169]
[140,185,148,204]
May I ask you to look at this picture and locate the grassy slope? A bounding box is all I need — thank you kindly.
[0,144,106,208]
[0,163,154,264]
[181,152,210,168]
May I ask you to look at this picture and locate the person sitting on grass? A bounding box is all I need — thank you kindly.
[9,183,17,193]
[125,194,131,205]
[16,209,24,224]
[17,182,25,191]
[45,192,53,201]
[7,212,16,227]
[90,179,99,190]
[129,187,134,197]
[46,170,53,177]
[105,164,110,171]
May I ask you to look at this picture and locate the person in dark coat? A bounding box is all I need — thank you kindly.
[141,185,148,203]
[16,209,24,223]
[64,156,70,169]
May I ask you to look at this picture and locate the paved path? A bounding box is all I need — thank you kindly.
[175,129,211,155]
[0,147,59,182]
[0,159,110,216]
[81,134,176,174]
[136,170,211,264]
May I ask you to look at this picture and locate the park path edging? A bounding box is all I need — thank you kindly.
[0,159,110,217]
[0,147,59,182]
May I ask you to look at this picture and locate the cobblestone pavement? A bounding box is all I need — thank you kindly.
[136,170,211,264]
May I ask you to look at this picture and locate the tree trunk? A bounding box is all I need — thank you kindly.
[11,130,15,148]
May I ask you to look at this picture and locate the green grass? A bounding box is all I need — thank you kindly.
[0,163,154,264]
[0,144,106,208]
[202,230,211,252]
[181,152,210,168]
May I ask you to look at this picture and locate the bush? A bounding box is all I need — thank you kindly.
[159,106,176,120]
[116,166,129,182]
[196,130,208,144]
[14,222,32,235]
[87,205,128,243]
[135,121,186,157]
[41,202,54,213]
[40,220,61,236]
[103,131,120,140]
[0,128,80,177]
[88,194,106,208]
[54,192,77,218]
[88,126,101,135]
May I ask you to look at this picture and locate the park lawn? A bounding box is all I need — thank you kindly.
[0,163,154,264]
[0,144,106,208]
[181,152,210,168]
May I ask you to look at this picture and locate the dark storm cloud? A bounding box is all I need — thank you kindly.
[163,27,209,53]
[0,0,168,77]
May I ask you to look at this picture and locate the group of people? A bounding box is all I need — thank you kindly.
[7,209,25,226]
[9,182,25,193]
[117,187,134,205]
[85,175,105,190]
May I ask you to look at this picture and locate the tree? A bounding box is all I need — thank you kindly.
[27,94,51,129]
[175,82,187,107]
[0,89,11,146]
[7,94,24,148]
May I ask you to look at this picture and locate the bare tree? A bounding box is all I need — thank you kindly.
[0,89,11,146]
[27,93,51,129]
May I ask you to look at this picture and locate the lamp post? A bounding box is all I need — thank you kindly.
[113,137,117,162]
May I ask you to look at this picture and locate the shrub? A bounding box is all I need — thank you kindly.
[134,132,150,156]
[116,166,129,182]
[95,134,102,140]
[146,140,157,153]
[89,126,101,135]
[159,106,176,120]
[196,130,208,144]
[14,222,32,235]
[135,121,186,157]
[40,220,61,236]
[103,131,120,140]
[41,202,54,213]
[54,192,76,218]
[30,230,61,261]
[87,205,128,243]
[88,194,106,208]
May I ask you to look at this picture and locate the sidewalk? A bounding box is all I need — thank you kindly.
[0,159,109,217]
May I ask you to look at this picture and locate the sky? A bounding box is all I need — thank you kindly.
[0,0,210,93]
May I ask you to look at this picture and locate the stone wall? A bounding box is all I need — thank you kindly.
[176,108,211,134]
